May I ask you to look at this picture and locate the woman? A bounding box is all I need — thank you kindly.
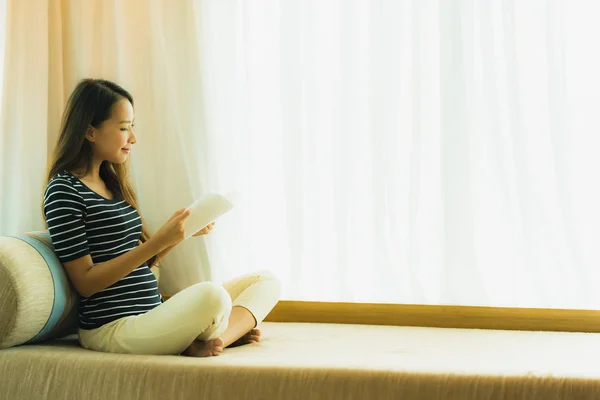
[43,79,280,357]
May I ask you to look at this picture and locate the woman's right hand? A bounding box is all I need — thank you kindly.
[151,208,192,250]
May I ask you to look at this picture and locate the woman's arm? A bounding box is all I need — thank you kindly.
[149,221,215,267]
[62,210,190,298]
[44,179,190,297]
[63,237,166,298]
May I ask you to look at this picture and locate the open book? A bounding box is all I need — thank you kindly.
[184,193,236,239]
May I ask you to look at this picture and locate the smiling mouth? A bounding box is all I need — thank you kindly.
[122,148,131,153]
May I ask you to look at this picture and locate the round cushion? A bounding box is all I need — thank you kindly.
[0,231,78,349]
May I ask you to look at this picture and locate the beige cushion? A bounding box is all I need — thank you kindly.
[0,232,78,349]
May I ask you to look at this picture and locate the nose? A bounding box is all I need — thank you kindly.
[129,126,137,144]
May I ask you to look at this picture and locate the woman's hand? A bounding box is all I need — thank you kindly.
[151,208,191,250]
[193,221,216,236]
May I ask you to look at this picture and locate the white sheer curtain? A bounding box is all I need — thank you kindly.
[1,0,599,309]
[196,0,600,308]
[0,0,5,100]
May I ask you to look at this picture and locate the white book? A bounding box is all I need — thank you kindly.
[184,192,236,239]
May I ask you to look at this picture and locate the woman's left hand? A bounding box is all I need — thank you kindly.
[193,221,216,236]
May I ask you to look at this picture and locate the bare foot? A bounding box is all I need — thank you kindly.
[229,328,261,348]
[182,337,224,357]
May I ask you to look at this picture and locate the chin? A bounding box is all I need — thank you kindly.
[108,156,129,165]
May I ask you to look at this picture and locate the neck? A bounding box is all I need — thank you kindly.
[78,158,104,182]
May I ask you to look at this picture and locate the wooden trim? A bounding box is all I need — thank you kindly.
[264,301,600,333]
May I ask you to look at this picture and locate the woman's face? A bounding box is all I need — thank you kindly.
[87,99,136,164]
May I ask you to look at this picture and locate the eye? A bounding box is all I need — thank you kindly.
[120,128,128,131]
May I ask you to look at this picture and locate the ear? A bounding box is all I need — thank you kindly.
[85,125,97,143]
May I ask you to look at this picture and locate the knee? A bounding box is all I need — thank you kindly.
[255,269,282,300]
[194,282,232,313]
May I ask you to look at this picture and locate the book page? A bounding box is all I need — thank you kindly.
[184,193,234,239]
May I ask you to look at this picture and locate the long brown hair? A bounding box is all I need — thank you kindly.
[45,79,154,262]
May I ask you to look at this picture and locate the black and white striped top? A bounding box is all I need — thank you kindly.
[43,171,162,330]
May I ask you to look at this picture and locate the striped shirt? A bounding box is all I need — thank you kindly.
[43,171,162,330]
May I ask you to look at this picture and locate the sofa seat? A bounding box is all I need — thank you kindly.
[2,322,600,399]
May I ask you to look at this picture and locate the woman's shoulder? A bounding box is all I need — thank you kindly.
[44,171,83,201]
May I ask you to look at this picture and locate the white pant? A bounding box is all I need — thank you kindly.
[78,270,281,355]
